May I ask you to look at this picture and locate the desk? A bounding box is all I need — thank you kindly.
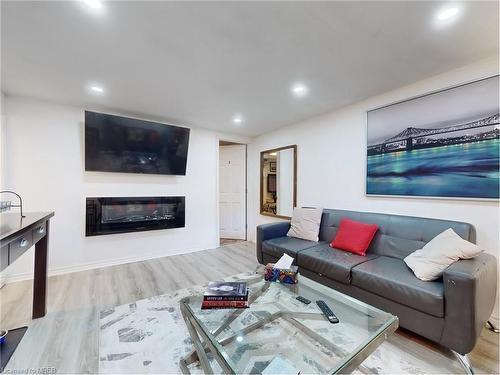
[0,211,54,369]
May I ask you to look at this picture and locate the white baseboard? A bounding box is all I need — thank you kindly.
[2,242,219,284]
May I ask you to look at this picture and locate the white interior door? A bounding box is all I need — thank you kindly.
[219,144,246,240]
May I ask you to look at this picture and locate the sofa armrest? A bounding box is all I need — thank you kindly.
[440,253,497,354]
[256,222,291,264]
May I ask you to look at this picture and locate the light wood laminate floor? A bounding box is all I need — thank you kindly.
[0,241,498,374]
[220,238,246,246]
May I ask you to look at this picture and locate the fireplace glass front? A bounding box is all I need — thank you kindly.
[86,196,185,236]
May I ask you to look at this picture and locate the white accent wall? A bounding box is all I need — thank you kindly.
[248,56,499,322]
[0,96,248,282]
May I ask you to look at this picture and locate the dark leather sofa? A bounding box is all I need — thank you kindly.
[256,209,497,360]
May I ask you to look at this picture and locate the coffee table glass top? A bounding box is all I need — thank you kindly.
[180,274,398,374]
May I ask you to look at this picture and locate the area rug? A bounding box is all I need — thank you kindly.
[98,272,463,374]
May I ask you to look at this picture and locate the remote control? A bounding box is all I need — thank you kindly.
[296,296,311,304]
[316,300,339,324]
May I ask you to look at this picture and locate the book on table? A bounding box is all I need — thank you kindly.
[201,281,248,309]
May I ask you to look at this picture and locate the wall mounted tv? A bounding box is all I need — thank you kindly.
[85,111,190,175]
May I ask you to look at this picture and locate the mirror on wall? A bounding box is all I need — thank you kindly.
[260,145,297,219]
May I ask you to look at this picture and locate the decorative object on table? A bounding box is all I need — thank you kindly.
[264,254,298,284]
[264,264,298,284]
[404,228,484,281]
[0,191,25,217]
[201,281,248,309]
[366,75,499,200]
[287,206,323,241]
[201,292,249,309]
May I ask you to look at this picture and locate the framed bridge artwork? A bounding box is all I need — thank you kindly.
[366,75,499,200]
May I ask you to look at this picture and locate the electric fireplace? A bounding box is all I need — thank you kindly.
[86,196,185,236]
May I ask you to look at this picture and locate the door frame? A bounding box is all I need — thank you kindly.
[216,137,248,246]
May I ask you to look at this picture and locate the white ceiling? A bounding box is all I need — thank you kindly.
[1,1,498,137]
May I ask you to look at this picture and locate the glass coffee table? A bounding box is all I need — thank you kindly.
[179,274,398,374]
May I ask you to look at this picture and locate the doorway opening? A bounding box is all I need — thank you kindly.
[218,140,247,246]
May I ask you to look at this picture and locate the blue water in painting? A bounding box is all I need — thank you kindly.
[366,138,500,199]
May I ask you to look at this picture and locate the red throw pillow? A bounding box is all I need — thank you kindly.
[331,218,378,256]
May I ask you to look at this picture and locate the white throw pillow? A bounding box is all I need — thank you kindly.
[287,207,323,242]
[404,228,483,281]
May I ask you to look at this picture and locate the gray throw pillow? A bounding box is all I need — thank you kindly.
[287,207,323,242]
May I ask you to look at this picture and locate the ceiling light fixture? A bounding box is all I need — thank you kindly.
[436,6,459,21]
[291,83,309,98]
[89,84,104,94]
[232,115,243,125]
[83,0,103,9]
[433,3,464,28]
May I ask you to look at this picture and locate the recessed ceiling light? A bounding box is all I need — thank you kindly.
[436,7,459,21]
[83,0,103,9]
[291,83,309,98]
[232,115,243,125]
[80,0,105,14]
[433,2,466,29]
[89,85,104,94]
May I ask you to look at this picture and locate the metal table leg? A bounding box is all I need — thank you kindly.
[180,304,214,374]
[453,351,474,375]
[486,320,500,333]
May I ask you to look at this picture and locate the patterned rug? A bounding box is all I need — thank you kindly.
[98,272,463,374]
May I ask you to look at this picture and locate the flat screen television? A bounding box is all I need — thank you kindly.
[267,174,276,193]
[85,111,190,175]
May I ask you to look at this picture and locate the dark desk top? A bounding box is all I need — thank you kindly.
[0,212,54,245]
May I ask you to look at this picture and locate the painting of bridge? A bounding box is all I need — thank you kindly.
[368,113,499,155]
[366,75,499,199]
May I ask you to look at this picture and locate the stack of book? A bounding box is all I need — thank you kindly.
[201,281,249,309]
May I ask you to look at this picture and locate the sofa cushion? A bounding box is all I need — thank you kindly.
[298,243,378,284]
[262,237,322,261]
[331,218,378,256]
[287,207,323,242]
[352,256,444,318]
[404,228,483,281]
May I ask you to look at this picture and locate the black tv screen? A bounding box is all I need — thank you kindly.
[267,174,276,193]
[85,111,190,175]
